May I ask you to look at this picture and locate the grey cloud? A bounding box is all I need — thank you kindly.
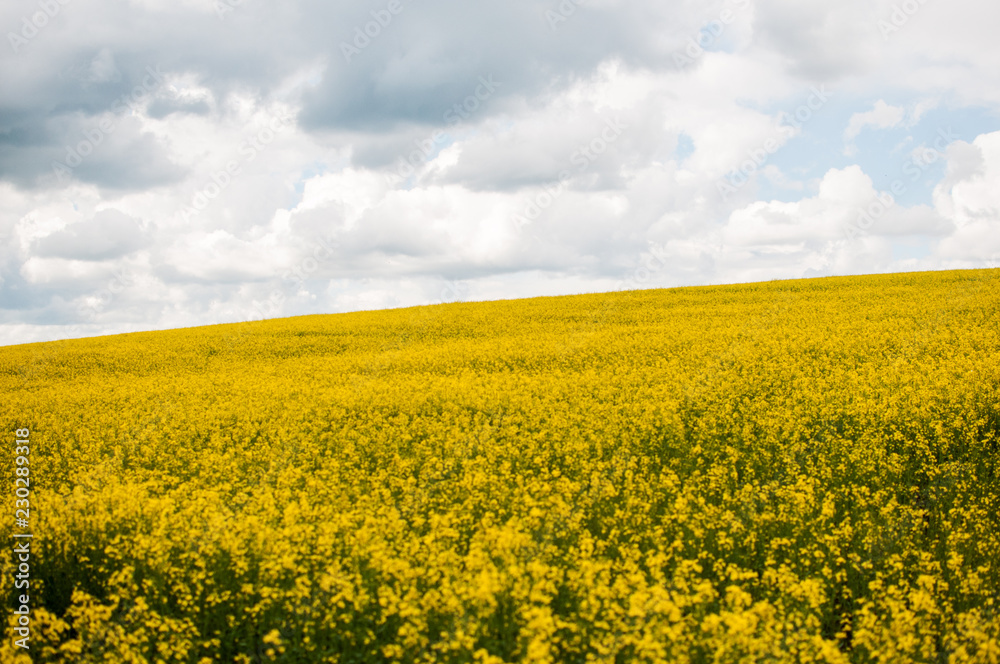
[147,98,211,119]
[434,111,657,193]
[0,112,186,190]
[751,0,881,80]
[878,205,954,236]
[33,209,151,261]
[296,1,691,132]
[2,0,998,347]
[0,0,728,193]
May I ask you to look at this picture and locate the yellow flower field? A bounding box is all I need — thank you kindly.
[1,268,998,663]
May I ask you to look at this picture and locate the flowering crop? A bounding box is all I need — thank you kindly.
[1,268,998,663]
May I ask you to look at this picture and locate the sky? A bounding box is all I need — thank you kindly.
[1,0,999,346]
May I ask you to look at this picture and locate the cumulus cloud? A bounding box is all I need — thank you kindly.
[932,131,1000,263]
[841,100,907,156]
[719,165,949,257]
[751,0,884,80]
[31,209,151,261]
[1,0,999,346]
[844,100,906,141]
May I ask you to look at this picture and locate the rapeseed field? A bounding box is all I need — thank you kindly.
[1,268,998,663]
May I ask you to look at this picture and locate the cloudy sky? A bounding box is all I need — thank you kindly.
[1,0,999,346]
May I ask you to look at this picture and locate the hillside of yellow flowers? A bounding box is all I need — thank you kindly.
[1,268,998,663]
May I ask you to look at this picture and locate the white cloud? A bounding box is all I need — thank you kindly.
[2,0,1000,346]
[724,166,872,248]
[844,100,906,142]
[932,131,1000,263]
[32,209,150,261]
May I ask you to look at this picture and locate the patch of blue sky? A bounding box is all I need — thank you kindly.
[293,162,327,195]
[751,95,998,207]
[733,88,860,203]
[424,130,456,161]
[696,26,738,55]
[673,132,695,163]
[890,237,934,262]
[864,105,999,204]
